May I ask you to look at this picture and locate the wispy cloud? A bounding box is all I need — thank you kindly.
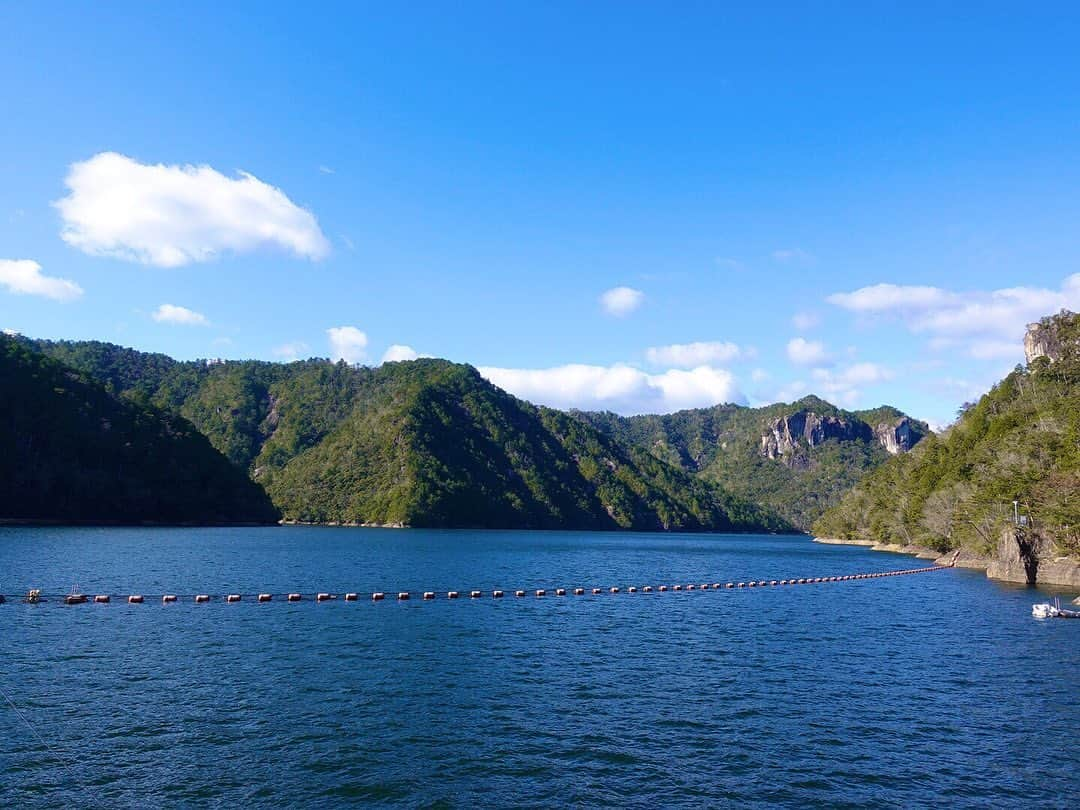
[772,248,813,264]
[645,341,744,368]
[599,286,645,317]
[273,341,310,361]
[318,165,335,175]
[152,304,208,326]
[792,311,820,330]
[55,152,330,267]
[0,259,83,301]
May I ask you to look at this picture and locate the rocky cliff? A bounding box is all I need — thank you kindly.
[760,410,922,462]
[873,416,924,455]
[1024,310,1079,365]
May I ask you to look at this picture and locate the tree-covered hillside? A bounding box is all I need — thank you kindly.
[25,340,789,531]
[575,396,927,530]
[0,336,279,523]
[813,311,1080,559]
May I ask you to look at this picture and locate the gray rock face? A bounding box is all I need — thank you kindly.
[1024,312,1078,365]
[874,417,922,455]
[760,411,871,461]
[760,410,923,462]
[985,526,1080,587]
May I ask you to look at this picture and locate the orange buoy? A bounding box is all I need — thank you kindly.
[317,593,334,602]
[493,590,504,598]
[258,593,272,602]
[162,594,177,604]
[737,582,746,588]
[712,583,722,590]
[573,587,585,595]
[423,592,435,600]
[725,583,734,589]
[194,594,210,603]
[226,594,241,603]
[372,592,385,601]
[127,595,143,604]
[658,585,668,592]
[628,586,637,593]
[345,593,358,601]
[643,586,653,592]
[470,590,482,599]
[397,592,410,600]
[608,587,618,594]
[448,591,460,599]
[556,588,567,596]
[673,585,682,591]
[94,594,110,603]
[747,582,756,588]
[686,584,695,591]
[700,584,710,590]
[769,581,778,586]
[288,592,302,602]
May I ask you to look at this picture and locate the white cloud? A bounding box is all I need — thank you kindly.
[152,304,208,326]
[479,363,745,415]
[3,328,19,336]
[599,286,644,317]
[827,274,1080,359]
[381,344,425,363]
[318,165,335,175]
[645,341,743,367]
[0,259,83,301]
[273,341,309,361]
[772,248,813,263]
[792,311,820,330]
[55,152,330,267]
[751,368,770,383]
[786,337,830,366]
[327,326,368,365]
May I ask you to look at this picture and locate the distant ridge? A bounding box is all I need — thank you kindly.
[574,397,928,530]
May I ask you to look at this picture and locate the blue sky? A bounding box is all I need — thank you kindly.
[3,3,1080,427]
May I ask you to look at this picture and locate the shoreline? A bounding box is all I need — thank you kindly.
[814,536,1080,588]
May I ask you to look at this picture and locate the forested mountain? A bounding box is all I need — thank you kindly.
[21,339,788,531]
[813,311,1080,562]
[0,335,278,523]
[575,397,928,530]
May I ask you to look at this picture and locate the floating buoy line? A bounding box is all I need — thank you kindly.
[1,565,949,607]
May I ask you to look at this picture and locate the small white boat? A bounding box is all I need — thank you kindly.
[1032,602,1059,619]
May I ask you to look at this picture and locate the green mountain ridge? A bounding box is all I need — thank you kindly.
[574,397,929,530]
[813,310,1080,562]
[19,339,789,532]
[0,335,278,524]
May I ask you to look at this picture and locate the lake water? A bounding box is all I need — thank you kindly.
[1,527,1077,807]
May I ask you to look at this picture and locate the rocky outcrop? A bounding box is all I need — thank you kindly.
[1024,311,1078,365]
[983,528,1080,587]
[874,417,924,455]
[760,411,871,461]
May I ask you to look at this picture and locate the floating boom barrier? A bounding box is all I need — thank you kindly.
[2,565,949,606]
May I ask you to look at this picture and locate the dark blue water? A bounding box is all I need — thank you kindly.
[1,527,1077,807]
